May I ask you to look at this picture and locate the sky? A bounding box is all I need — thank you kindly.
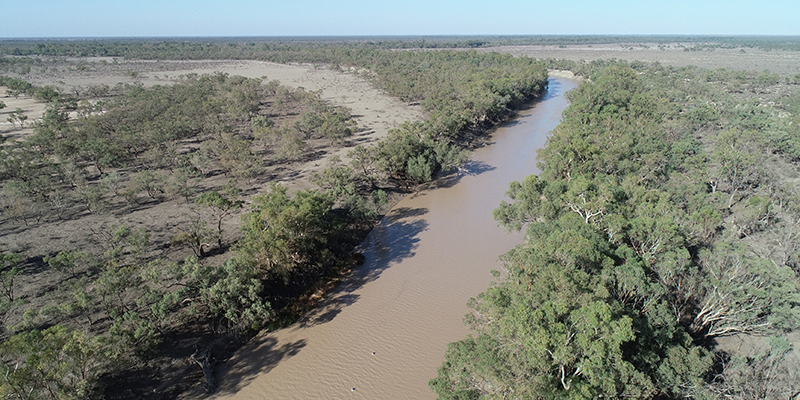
[3,0,798,38]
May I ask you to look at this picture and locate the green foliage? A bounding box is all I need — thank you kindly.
[0,75,34,97]
[433,218,712,398]
[6,108,28,129]
[493,175,557,231]
[310,156,389,222]
[181,256,273,331]
[0,325,111,400]
[33,86,61,102]
[21,73,275,177]
[213,133,264,181]
[318,108,356,145]
[195,181,243,246]
[0,42,573,397]
[273,130,307,161]
[44,250,91,276]
[237,184,343,279]
[142,256,273,333]
[710,128,771,208]
[708,336,800,398]
[0,253,23,303]
[374,122,427,178]
[435,63,800,399]
[4,36,800,60]
[171,214,216,258]
[293,94,356,145]
[691,242,800,337]
[371,122,468,184]
[434,141,469,174]
[4,39,799,397]
[407,154,435,184]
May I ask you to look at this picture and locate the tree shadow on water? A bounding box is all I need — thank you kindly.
[462,160,496,176]
[543,78,563,100]
[501,118,526,128]
[202,206,429,397]
[385,206,429,219]
[298,293,360,328]
[292,206,429,329]
[212,336,307,396]
[347,206,428,285]
[422,160,497,190]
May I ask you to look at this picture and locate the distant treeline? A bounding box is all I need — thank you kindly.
[2,35,800,58]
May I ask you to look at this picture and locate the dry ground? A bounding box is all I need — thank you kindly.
[2,58,425,191]
[1,59,425,256]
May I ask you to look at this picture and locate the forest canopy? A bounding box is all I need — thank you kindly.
[432,63,800,399]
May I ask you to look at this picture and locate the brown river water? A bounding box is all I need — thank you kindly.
[205,77,578,400]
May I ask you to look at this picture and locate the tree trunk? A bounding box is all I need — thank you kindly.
[191,346,218,393]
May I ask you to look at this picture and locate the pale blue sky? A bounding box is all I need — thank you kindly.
[3,0,798,38]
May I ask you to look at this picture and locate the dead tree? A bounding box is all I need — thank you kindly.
[191,345,218,393]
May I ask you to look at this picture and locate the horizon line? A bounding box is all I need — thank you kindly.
[2,34,800,41]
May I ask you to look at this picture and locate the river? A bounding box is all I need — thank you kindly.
[206,77,578,400]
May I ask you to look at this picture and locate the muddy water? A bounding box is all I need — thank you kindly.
[207,77,578,400]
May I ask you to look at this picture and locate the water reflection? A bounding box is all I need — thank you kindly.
[544,79,563,100]
[423,160,497,190]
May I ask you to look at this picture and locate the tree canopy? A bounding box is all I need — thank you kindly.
[433,63,800,399]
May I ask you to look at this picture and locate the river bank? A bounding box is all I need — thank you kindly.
[178,77,578,400]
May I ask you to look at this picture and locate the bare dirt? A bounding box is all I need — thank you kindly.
[0,90,47,140]
[0,59,426,398]
[1,59,425,263]
[184,77,578,400]
[2,58,424,192]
